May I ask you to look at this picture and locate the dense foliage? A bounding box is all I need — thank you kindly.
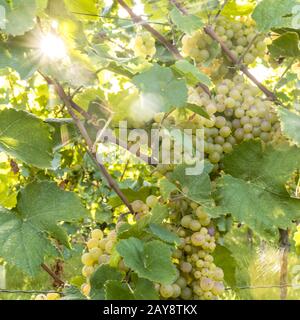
[0,0,299,300]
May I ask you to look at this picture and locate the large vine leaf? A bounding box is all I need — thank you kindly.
[0,181,87,275]
[0,206,56,277]
[0,109,54,168]
[217,141,300,237]
[252,0,298,32]
[132,64,188,112]
[277,107,300,146]
[0,0,38,36]
[116,237,177,284]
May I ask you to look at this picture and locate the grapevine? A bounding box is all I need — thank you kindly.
[0,0,299,303]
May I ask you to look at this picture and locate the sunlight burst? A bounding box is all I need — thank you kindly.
[40,33,67,60]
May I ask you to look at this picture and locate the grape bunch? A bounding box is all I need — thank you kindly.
[157,201,224,300]
[182,15,267,78]
[35,293,61,300]
[154,75,280,167]
[133,32,156,58]
[80,228,119,297]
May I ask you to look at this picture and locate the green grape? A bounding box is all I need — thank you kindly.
[200,277,214,291]
[160,284,174,298]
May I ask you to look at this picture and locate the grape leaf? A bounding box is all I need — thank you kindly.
[64,0,99,21]
[277,107,300,146]
[185,104,210,120]
[132,64,188,112]
[159,178,178,200]
[170,162,213,204]
[0,206,56,276]
[213,245,237,287]
[170,7,203,35]
[0,109,54,168]
[222,0,255,16]
[173,60,212,87]
[116,237,177,284]
[252,0,298,32]
[269,32,300,57]
[117,204,169,239]
[61,286,86,300]
[90,265,123,300]
[133,277,159,300]
[218,141,300,237]
[104,280,135,300]
[0,181,87,275]
[0,0,37,36]
[148,223,180,244]
[0,35,40,79]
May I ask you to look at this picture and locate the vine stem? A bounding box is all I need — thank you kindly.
[169,0,188,14]
[203,25,277,101]
[41,263,64,287]
[117,0,211,96]
[40,72,157,165]
[50,78,135,215]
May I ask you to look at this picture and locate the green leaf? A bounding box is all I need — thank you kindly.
[0,206,56,276]
[222,0,255,16]
[116,237,177,284]
[213,245,237,287]
[132,64,188,112]
[117,204,169,239]
[173,60,212,87]
[0,181,87,275]
[0,109,54,168]
[0,0,37,36]
[277,107,300,146]
[170,7,203,35]
[0,35,40,79]
[185,103,210,120]
[108,187,153,208]
[218,140,300,237]
[133,277,159,300]
[104,280,135,300]
[252,0,298,32]
[104,277,159,300]
[269,32,300,57]
[90,264,123,300]
[64,0,99,20]
[159,178,178,200]
[61,286,86,300]
[148,223,180,244]
[170,162,213,204]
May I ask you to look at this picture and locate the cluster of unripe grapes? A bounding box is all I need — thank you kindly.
[182,16,267,78]
[80,228,118,297]
[35,293,61,300]
[133,32,156,58]
[157,202,224,300]
[201,76,279,164]
[153,75,280,168]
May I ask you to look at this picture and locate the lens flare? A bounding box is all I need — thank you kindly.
[40,33,67,60]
